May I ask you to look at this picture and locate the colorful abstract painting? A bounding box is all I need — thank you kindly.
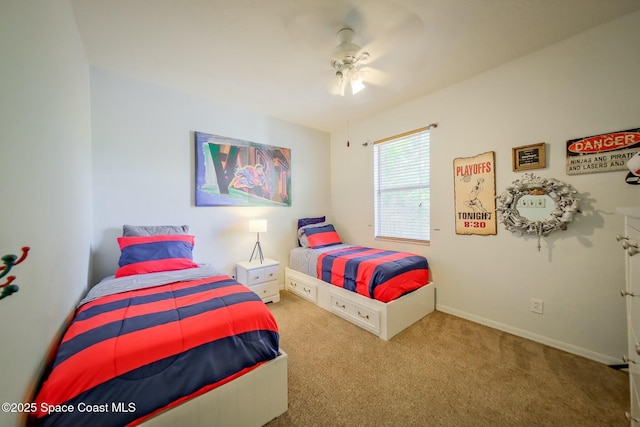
[195,132,291,206]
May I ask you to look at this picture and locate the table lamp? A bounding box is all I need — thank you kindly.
[249,219,267,263]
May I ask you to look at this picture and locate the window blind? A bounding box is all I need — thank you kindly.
[373,127,430,243]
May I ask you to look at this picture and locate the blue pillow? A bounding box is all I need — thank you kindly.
[297,216,325,246]
[116,234,198,278]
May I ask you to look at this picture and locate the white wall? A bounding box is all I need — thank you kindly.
[2,9,635,426]
[90,68,331,284]
[0,2,92,426]
[330,10,640,364]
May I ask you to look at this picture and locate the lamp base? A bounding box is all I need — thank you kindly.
[249,241,264,264]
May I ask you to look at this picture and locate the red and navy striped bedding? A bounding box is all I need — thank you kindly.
[317,246,429,303]
[32,275,279,427]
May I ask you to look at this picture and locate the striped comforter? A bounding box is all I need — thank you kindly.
[31,273,279,427]
[317,246,429,303]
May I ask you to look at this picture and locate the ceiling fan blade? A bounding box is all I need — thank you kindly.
[359,12,425,64]
[282,1,364,51]
[283,0,412,51]
[359,66,392,87]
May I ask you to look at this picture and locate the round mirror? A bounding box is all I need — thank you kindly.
[496,173,579,249]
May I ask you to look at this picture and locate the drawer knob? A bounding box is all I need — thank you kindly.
[619,236,640,255]
[357,311,370,320]
[335,302,346,309]
[621,290,639,297]
[303,287,311,294]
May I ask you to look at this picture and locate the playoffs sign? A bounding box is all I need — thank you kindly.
[453,151,497,235]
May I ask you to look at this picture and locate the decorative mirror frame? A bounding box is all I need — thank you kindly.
[496,173,580,250]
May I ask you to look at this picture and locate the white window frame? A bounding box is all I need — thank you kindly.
[373,127,430,244]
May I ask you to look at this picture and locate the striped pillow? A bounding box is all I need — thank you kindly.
[304,224,342,249]
[297,216,325,246]
[115,235,198,278]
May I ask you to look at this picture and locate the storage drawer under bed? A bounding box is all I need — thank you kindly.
[330,292,380,334]
[287,276,318,303]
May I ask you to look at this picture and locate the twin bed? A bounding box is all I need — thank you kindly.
[286,218,435,340]
[30,226,287,427]
[30,219,433,426]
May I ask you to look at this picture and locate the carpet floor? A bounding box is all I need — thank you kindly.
[264,291,629,427]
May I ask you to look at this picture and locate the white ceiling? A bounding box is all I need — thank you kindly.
[70,0,640,133]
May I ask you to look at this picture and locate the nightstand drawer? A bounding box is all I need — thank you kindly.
[250,280,279,300]
[246,268,265,285]
[263,265,279,282]
[235,258,281,304]
[245,265,279,285]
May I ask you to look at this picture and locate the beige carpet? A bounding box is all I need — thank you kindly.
[265,291,629,427]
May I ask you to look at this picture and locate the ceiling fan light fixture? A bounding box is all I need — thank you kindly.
[350,71,365,95]
[328,71,346,96]
[329,27,369,96]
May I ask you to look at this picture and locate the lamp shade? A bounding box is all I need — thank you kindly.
[249,219,267,233]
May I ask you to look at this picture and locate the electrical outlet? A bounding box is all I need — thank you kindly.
[531,298,544,314]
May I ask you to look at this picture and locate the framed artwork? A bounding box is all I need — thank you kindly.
[453,151,497,235]
[194,131,291,207]
[512,143,546,171]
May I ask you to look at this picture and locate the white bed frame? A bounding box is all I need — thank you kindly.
[285,267,435,340]
[141,350,288,427]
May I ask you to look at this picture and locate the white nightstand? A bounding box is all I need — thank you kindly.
[236,258,280,303]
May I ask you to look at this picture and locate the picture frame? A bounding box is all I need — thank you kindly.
[194,131,291,207]
[512,142,546,171]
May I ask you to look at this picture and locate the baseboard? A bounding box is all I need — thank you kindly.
[436,304,620,366]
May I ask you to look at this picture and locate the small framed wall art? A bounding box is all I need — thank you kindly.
[512,142,546,172]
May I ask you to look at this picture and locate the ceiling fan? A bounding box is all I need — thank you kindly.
[328,27,370,96]
[283,1,424,96]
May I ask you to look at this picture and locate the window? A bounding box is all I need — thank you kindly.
[373,127,430,243]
